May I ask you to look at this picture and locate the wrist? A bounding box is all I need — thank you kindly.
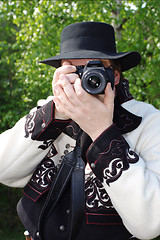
[54,104,70,120]
[54,110,70,120]
[90,122,113,141]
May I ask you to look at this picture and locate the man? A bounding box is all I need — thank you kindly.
[0,22,160,240]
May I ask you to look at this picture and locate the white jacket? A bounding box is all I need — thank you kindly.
[0,96,160,240]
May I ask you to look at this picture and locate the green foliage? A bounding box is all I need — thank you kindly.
[0,185,24,239]
[120,0,160,106]
[0,0,160,239]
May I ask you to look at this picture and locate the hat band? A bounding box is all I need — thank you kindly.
[60,37,116,54]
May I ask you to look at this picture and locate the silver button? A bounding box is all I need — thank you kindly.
[65,144,70,149]
[66,209,70,214]
[24,231,30,237]
[41,123,46,128]
[64,150,69,155]
[60,225,65,231]
[36,232,40,237]
[91,163,96,168]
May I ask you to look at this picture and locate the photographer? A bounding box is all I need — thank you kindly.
[0,22,160,240]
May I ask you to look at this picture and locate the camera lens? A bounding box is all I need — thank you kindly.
[81,69,107,95]
[88,76,101,88]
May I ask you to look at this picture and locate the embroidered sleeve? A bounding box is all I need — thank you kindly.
[86,124,139,186]
[24,100,71,141]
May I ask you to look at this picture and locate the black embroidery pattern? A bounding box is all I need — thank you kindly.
[24,112,36,138]
[114,79,142,134]
[63,121,80,139]
[38,140,54,150]
[103,157,124,185]
[101,138,139,186]
[85,175,114,211]
[24,104,46,139]
[113,105,142,134]
[46,144,58,158]
[30,157,57,190]
[24,101,54,141]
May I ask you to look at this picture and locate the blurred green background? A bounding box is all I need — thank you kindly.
[0,0,160,239]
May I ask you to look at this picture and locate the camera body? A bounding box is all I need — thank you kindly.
[75,60,114,95]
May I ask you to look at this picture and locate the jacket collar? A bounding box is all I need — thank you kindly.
[114,79,142,134]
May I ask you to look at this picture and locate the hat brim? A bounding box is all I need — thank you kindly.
[38,50,141,72]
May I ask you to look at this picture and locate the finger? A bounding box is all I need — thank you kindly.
[53,82,68,105]
[74,78,94,103]
[53,75,77,107]
[58,73,76,90]
[53,92,75,119]
[53,96,71,118]
[64,73,79,84]
[103,82,115,108]
[52,64,76,85]
[54,65,76,80]
[53,96,62,112]
[57,74,81,106]
[62,61,72,66]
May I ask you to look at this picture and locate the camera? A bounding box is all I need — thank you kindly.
[75,60,114,95]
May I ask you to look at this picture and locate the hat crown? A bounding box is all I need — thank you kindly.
[60,22,116,54]
[38,21,141,71]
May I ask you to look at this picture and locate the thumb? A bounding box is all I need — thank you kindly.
[103,83,115,108]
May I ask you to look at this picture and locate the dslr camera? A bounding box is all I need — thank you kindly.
[75,60,114,95]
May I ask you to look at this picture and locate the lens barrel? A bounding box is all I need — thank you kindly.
[81,69,107,95]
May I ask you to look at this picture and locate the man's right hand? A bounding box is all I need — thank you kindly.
[52,61,77,120]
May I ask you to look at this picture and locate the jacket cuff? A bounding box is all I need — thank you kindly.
[86,124,139,186]
[24,100,71,141]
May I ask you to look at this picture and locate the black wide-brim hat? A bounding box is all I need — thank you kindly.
[38,22,141,72]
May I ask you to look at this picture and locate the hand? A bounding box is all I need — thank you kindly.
[52,61,77,120]
[53,63,115,141]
